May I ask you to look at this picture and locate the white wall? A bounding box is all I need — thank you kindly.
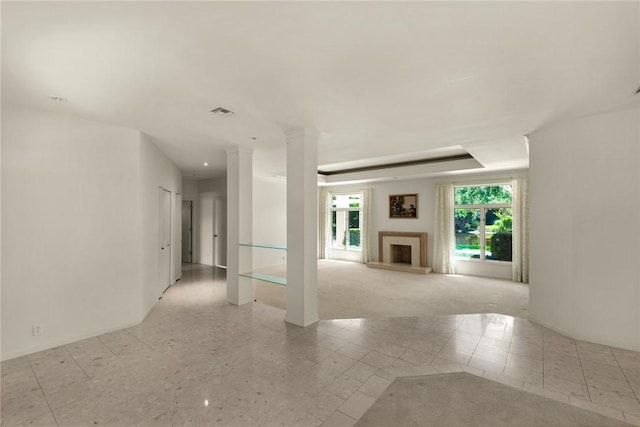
[454,259,512,280]
[1,100,3,362]
[253,177,287,269]
[139,134,182,315]
[529,104,640,351]
[1,105,183,360]
[367,179,436,266]
[2,105,142,360]
[199,176,227,196]
[182,177,198,200]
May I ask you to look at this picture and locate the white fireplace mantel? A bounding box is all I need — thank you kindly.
[367,231,430,274]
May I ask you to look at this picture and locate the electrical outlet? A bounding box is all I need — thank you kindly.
[33,324,41,336]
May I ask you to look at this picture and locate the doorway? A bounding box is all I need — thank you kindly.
[329,192,363,262]
[197,198,227,267]
[182,200,193,263]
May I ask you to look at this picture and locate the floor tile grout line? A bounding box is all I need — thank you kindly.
[612,349,640,404]
[97,335,123,358]
[64,345,92,381]
[575,339,593,404]
[542,327,546,389]
[25,356,59,427]
[336,408,360,423]
[127,329,158,352]
[430,316,476,363]
[503,325,518,376]
[467,315,493,366]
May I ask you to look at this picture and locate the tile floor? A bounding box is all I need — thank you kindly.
[355,373,634,427]
[2,265,640,426]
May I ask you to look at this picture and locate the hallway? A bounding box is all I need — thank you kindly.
[2,265,639,426]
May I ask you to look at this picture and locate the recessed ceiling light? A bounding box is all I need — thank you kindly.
[203,162,208,166]
[210,107,234,117]
[49,96,68,102]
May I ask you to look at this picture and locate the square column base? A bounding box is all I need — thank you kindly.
[285,316,319,328]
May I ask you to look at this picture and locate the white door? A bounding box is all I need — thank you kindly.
[199,199,214,266]
[214,199,227,267]
[212,200,219,267]
[159,188,172,295]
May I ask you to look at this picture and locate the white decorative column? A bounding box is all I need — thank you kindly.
[226,147,253,305]
[285,128,319,327]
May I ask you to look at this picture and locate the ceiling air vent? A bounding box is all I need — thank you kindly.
[210,107,235,117]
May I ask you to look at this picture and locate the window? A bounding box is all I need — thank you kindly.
[454,185,512,262]
[331,193,361,251]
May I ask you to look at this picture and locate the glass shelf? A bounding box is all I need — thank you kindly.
[238,243,287,286]
[239,243,287,251]
[239,272,287,286]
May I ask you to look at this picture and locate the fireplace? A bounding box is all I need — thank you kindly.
[367,231,430,274]
[391,244,412,264]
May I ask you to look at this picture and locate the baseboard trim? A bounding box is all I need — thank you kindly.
[1,318,142,362]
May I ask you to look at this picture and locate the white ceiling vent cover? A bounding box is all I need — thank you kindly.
[210,107,235,117]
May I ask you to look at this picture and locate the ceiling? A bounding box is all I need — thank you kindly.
[3,2,638,182]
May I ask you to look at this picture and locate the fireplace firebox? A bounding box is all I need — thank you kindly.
[391,244,412,264]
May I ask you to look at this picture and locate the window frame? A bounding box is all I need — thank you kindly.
[330,192,363,252]
[454,183,513,263]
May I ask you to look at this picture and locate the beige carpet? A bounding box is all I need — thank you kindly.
[253,259,529,319]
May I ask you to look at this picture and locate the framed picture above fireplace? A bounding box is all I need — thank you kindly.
[389,194,418,218]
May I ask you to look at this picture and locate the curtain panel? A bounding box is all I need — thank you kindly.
[433,182,456,274]
[512,177,529,283]
[360,188,372,264]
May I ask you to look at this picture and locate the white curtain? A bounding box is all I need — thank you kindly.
[512,177,529,283]
[318,189,330,259]
[360,188,372,264]
[433,182,456,274]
